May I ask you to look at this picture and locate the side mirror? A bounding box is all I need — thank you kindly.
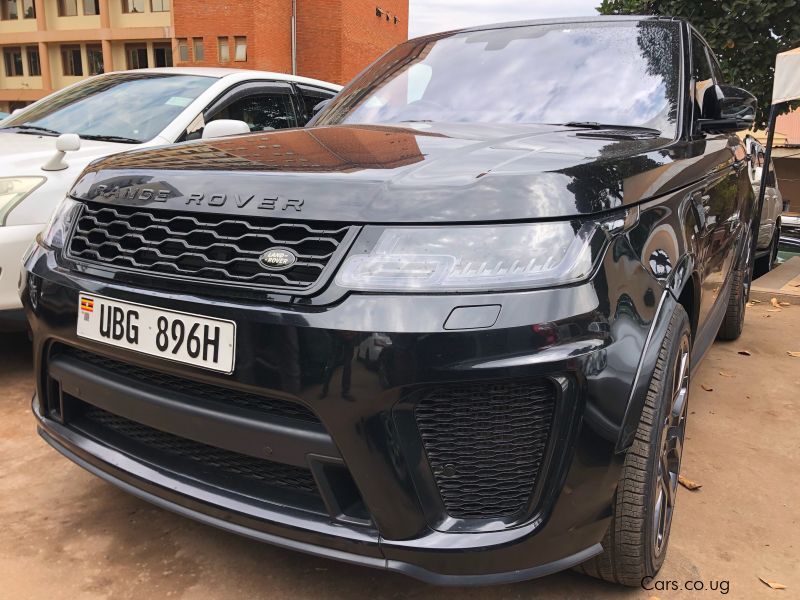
[202,119,250,140]
[42,133,81,171]
[56,133,81,152]
[698,84,757,133]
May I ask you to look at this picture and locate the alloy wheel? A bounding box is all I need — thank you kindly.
[652,333,690,557]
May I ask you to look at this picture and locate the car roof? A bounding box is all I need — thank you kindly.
[105,67,342,90]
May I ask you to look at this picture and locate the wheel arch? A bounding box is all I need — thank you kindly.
[665,252,700,343]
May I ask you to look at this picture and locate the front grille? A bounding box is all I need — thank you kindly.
[414,379,556,520]
[78,405,319,495]
[60,346,320,424]
[67,202,353,292]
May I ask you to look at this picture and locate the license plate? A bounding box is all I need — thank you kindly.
[76,293,236,374]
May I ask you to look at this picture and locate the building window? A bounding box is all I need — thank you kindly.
[150,0,168,11]
[126,43,148,69]
[1,0,18,20]
[22,0,33,18]
[87,44,103,75]
[177,38,188,62]
[57,0,78,16]
[234,36,247,62]
[26,46,40,76]
[218,37,229,62]
[121,0,145,13]
[82,0,99,15]
[192,37,204,62]
[3,47,23,77]
[153,42,172,67]
[61,45,83,76]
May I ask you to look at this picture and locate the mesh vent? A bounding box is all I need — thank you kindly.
[414,379,556,520]
[61,346,319,424]
[81,406,319,494]
[66,202,352,292]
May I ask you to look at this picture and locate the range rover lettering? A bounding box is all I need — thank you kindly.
[22,17,757,586]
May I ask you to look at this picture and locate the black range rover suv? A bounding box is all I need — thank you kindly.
[22,17,757,586]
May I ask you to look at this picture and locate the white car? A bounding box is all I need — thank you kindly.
[744,135,783,276]
[0,67,340,329]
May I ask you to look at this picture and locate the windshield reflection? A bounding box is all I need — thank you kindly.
[319,21,680,135]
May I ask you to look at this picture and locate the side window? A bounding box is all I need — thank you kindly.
[691,34,715,119]
[211,93,297,132]
[184,88,297,141]
[708,53,725,85]
[296,85,336,125]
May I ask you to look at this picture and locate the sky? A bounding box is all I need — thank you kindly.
[408,0,601,38]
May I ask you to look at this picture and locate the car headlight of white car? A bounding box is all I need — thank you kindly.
[0,177,46,226]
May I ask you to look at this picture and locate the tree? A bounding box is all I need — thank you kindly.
[597,0,800,129]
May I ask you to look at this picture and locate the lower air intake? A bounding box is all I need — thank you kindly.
[414,378,556,520]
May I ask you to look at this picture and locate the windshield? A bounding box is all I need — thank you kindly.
[317,21,681,135]
[0,73,216,143]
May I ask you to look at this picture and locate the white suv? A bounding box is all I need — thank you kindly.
[0,67,340,329]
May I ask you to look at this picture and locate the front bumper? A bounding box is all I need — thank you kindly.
[22,237,665,584]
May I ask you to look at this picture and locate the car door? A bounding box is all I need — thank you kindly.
[181,81,299,141]
[689,32,748,342]
[758,153,782,248]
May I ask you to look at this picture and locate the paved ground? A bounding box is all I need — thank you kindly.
[1,303,799,600]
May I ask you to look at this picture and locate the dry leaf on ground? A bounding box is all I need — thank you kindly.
[701,384,713,392]
[678,475,702,490]
[738,350,752,356]
[719,371,734,377]
[759,577,787,590]
[779,301,791,307]
[751,298,763,303]
[771,297,781,308]
[787,351,800,358]
[768,309,782,312]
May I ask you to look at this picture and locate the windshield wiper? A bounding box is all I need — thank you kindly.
[79,133,142,144]
[2,124,61,136]
[560,121,662,135]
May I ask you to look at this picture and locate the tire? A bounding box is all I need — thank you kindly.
[577,305,691,586]
[716,266,749,341]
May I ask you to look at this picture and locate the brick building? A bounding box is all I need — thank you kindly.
[0,0,408,113]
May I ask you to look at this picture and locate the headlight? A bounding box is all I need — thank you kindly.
[40,197,81,250]
[335,220,614,292]
[0,177,46,226]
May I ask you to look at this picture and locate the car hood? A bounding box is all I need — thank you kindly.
[70,123,733,222]
[0,131,138,177]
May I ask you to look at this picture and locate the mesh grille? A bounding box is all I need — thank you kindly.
[66,202,352,291]
[414,379,556,520]
[62,347,319,424]
[80,406,318,494]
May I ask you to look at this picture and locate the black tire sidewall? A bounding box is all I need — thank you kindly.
[642,306,691,575]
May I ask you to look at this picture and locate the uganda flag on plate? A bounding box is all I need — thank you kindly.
[80,296,94,313]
